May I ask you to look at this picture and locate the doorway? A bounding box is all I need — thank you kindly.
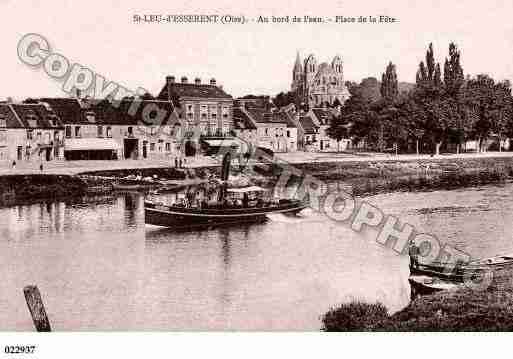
[124,139,139,159]
[142,141,148,159]
[185,140,196,157]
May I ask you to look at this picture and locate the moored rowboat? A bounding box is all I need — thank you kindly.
[410,254,513,281]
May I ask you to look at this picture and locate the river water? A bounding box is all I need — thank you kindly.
[1,183,512,330]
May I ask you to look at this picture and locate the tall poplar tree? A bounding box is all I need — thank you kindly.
[380,62,399,101]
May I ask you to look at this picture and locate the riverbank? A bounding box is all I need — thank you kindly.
[270,156,513,195]
[2,154,513,207]
[0,166,221,207]
[322,266,513,331]
[0,174,90,206]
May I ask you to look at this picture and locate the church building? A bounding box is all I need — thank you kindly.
[291,52,350,108]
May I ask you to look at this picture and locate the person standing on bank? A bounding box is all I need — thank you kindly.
[409,240,420,271]
[12,160,16,170]
[174,157,178,168]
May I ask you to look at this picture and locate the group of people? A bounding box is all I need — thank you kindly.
[11,160,44,172]
[174,157,186,168]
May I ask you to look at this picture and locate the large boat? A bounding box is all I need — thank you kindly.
[145,152,308,228]
[144,186,308,228]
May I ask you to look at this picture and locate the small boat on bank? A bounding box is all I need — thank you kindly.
[410,254,513,282]
[145,185,308,228]
[409,275,460,298]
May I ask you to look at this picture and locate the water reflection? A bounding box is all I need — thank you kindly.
[4,183,511,329]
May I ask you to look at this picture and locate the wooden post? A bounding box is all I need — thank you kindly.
[23,285,51,332]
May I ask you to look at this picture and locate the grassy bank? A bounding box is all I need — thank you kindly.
[257,156,513,195]
[0,174,89,207]
[3,156,513,207]
[0,166,222,207]
[81,166,220,180]
[322,267,513,331]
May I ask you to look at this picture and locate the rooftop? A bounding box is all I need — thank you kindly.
[157,77,232,104]
[299,116,318,134]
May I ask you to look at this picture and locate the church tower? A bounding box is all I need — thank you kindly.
[291,51,303,93]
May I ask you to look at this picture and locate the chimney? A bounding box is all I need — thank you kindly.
[194,78,201,85]
[166,76,175,103]
[166,75,175,84]
[181,76,188,84]
[210,78,217,86]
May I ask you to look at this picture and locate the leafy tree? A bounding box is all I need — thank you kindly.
[380,62,399,101]
[329,85,373,147]
[139,92,154,100]
[443,43,465,97]
[272,91,297,109]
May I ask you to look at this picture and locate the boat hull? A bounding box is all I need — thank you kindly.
[144,201,308,228]
[409,276,460,299]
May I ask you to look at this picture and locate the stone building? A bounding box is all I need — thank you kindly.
[291,52,350,108]
[0,101,65,162]
[157,76,234,157]
[233,102,297,153]
[40,97,179,160]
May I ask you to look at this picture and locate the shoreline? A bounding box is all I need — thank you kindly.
[322,266,513,331]
[2,154,513,207]
[3,155,513,330]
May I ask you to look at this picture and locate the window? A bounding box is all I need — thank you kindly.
[106,126,112,138]
[27,130,34,140]
[75,126,81,137]
[165,142,171,151]
[48,115,58,127]
[265,128,269,136]
[222,106,229,119]
[287,130,290,137]
[150,143,155,151]
[128,127,133,136]
[186,104,194,120]
[85,111,95,123]
[37,132,42,141]
[97,126,103,137]
[65,126,71,138]
[150,127,156,136]
[210,105,217,119]
[200,105,208,120]
[0,116,6,128]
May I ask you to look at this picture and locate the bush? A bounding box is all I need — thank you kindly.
[322,301,389,331]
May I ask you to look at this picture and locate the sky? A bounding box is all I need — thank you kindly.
[1,0,513,100]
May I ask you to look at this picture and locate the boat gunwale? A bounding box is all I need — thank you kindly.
[145,204,308,218]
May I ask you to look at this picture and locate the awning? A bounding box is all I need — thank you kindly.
[226,186,268,193]
[201,139,242,147]
[65,138,121,151]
